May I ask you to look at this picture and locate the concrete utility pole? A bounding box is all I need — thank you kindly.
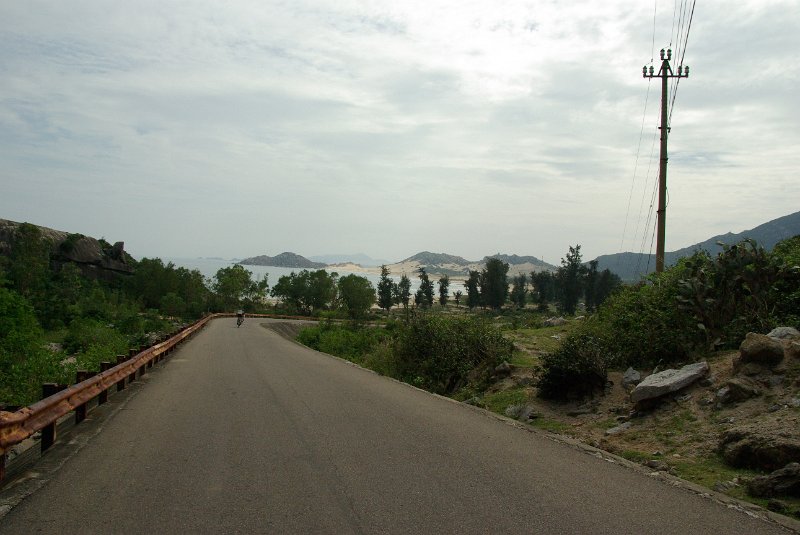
[643,48,689,273]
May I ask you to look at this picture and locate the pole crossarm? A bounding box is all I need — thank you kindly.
[641,48,689,273]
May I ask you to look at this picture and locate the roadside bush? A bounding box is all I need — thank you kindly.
[393,314,513,395]
[297,323,389,363]
[537,333,608,401]
[676,241,786,347]
[63,318,128,355]
[593,263,697,368]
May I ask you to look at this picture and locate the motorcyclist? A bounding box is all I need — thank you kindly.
[236,309,244,327]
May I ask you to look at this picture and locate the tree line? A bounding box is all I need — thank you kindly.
[373,247,621,315]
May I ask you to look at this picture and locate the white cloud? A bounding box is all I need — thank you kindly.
[1,0,798,263]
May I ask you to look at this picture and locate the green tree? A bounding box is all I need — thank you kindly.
[437,274,450,307]
[271,269,336,315]
[395,274,411,311]
[213,264,263,311]
[509,273,527,308]
[9,223,51,309]
[481,258,509,310]
[464,270,481,309]
[337,274,376,320]
[531,270,555,312]
[0,288,43,368]
[454,290,463,308]
[556,245,586,315]
[377,265,394,313]
[417,268,434,308]
[584,260,599,313]
[160,292,186,317]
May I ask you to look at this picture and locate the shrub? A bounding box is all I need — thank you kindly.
[393,314,513,395]
[63,318,128,355]
[297,323,388,363]
[537,333,608,401]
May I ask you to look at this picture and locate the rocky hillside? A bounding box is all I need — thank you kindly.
[595,210,800,281]
[238,252,325,269]
[0,219,134,280]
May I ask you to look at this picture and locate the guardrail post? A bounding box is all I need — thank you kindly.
[98,362,112,404]
[41,383,62,453]
[116,355,127,391]
[128,349,138,382]
[75,370,89,424]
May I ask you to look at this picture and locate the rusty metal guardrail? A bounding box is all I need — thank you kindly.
[0,312,318,483]
[0,313,220,482]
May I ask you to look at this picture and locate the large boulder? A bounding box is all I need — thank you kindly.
[543,317,567,327]
[719,425,800,472]
[747,463,800,498]
[630,362,709,405]
[767,327,800,341]
[737,333,785,368]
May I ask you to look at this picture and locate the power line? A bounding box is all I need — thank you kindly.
[669,0,696,126]
[616,79,654,272]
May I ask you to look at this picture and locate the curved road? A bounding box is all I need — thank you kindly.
[0,318,794,534]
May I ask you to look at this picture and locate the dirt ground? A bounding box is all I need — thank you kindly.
[488,334,800,518]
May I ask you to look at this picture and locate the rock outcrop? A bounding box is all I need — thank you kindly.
[630,362,709,405]
[719,424,800,472]
[0,219,133,280]
[735,332,785,369]
[747,463,800,498]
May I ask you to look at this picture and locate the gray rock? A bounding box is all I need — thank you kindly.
[505,404,539,421]
[622,367,642,387]
[767,499,788,513]
[787,341,800,360]
[767,327,800,340]
[720,426,800,472]
[605,422,633,435]
[543,316,567,327]
[747,463,800,498]
[767,375,784,387]
[646,459,670,471]
[493,361,512,378]
[715,378,761,405]
[567,407,594,417]
[737,332,785,368]
[630,362,709,404]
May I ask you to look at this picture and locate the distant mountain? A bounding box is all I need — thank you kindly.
[308,253,390,267]
[401,251,473,266]
[238,252,325,269]
[390,251,557,276]
[595,210,800,281]
[484,254,553,270]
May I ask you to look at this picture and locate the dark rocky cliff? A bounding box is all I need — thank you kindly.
[0,219,134,281]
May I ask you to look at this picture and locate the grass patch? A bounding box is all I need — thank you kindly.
[620,450,651,463]
[482,388,529,414]
[509,350,537,367]
[510,325,573,354]
[667,454,800,518]
[530,417,570,433]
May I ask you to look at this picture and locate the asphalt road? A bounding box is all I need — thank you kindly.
[0,318,794,534]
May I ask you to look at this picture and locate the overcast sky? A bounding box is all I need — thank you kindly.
[1,1,798,265]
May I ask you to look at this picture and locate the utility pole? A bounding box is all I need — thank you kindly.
[643,48,689,273]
